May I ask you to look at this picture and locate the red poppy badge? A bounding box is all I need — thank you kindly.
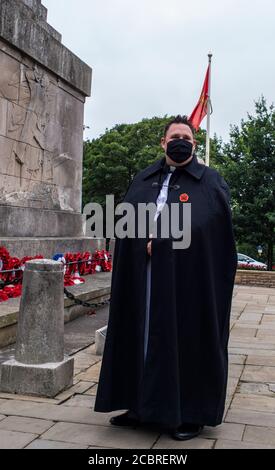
[179,193,189,203]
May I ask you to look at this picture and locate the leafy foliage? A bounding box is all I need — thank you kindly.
[218,97,275,269]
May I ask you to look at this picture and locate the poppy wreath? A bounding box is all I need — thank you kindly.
[92,250,113,273]
[0,246,112,302]
[64,252,78,276]
[100,250,113,272]
[0,248,44,302]
[79,251,93,276]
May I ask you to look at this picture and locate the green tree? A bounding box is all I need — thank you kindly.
[220,97,275,270]
[83,117,167,209]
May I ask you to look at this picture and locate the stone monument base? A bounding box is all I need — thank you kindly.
[0,237,105,258]
[0,206,86,238]
[0,357,74,397]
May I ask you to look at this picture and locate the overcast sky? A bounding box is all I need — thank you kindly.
[43,0,275,143]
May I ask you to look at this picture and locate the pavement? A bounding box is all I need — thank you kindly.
[0,284,275,449]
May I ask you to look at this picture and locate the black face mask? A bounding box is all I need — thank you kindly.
[166,138,193,163]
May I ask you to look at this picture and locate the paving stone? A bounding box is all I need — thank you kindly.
[231,308,246,314]
[73,354,100,371]
[75,362,101,382]
[228,364,244,378]
[201,422,244,441]
[266,306,275,311]
[63,394,96,408]
[84,344,97,354]
[230,393,275,413]
[228,354,246,365]
[74,350,101,360]
[41,421,159,448]
[235,324,265,331]
[230,346,275,357]
[227,377,239,396]
[225,408,275,427]
[256,323,275,331]
[224,397,233,415]
[231,307,244,313]
[153,436,215,449]
[84,384,98,396]
[0,429,37,449]
[262,315,275,322]
[263,312,275,318]
[26,439,88,449]
[256,336,275,345]
[229,346,275,355]
[229,339,275,349]
[0,416,54,434]
[241,365,275,383]
[233,294,252,301]
[246,355,275,367]
[237,382,275,396]
[215,439,275,449]
[241,307,264,314]
[0,400,122,426]
[243,425,275,446]
[260,318,275,328]
[251,295,269,303]
[55,381,92,401]
[73,361,95,372]
[230,327,257,338]
[237,313,262,323]
[0,393,59,404]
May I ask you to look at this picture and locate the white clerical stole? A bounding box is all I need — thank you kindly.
[154,166,176,222]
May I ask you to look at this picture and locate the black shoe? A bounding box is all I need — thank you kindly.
[171,423,204,441]
[109,411,140,427]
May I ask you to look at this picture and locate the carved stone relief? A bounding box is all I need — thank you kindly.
[0,55,82,212]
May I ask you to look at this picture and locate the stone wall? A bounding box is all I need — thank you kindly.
[235,270,275,288]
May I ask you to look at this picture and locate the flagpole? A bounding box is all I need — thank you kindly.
[205,53,212,167]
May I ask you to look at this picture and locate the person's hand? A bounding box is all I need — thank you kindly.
[147,240,152,256]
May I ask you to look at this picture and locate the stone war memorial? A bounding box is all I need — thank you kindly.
[0,0,112,398]
[0,0,103,257]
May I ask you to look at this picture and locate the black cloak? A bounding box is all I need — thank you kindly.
[94,154,238,429]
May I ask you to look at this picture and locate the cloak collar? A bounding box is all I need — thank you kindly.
[142,154,206,181]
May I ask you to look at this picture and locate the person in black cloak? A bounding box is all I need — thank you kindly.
[94,115,238,440]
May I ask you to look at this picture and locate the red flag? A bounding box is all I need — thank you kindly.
[189,65,210,131]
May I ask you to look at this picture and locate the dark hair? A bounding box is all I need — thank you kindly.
[164,115,195,137]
